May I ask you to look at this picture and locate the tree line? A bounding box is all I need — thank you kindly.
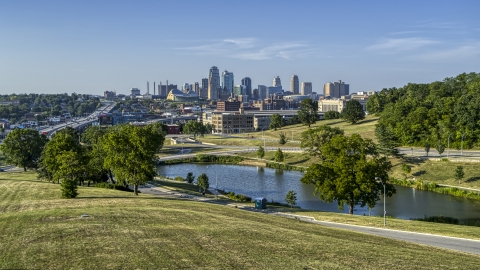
[367,72,480,149]
[1,123,166,198]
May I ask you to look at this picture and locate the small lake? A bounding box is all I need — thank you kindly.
[157,163,480,221]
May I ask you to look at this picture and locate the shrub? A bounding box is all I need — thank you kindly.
[174,176,185,181]
[95,182,135,192]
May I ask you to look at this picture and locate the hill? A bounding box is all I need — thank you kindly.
[1,171,479,269]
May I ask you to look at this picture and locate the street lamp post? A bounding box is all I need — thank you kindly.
[208,166,218,200]
[447,134,452,158]
[461,133,465,155]
[376,177,386,227]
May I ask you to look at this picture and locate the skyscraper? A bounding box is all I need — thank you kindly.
[324,80,349,98]
[273,76,281,87]
[301,82,313,95]
[241,77,252,97]
[290,75,299,94]
[208,66,220,100]
[258,85,267,99]
[221,70,234,94]
[201,78,208,89]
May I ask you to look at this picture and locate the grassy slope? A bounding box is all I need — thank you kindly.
[1,172,479,269]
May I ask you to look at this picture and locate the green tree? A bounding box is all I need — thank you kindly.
[301,134,395,214]
[300,125,344,158]
[41,128,84,184]
[401,163,411,179]
[183,121,206,139]
[375,124,401,157]
[324,110,340,120]
[1,128,47,171]
[197,173,209,194]
[341,99,365,124]
[297,98,318,127]
[257,146,265,159]
[269,114,283,131]
[103,124,165,195]
[436,141,445,157]
[424,142,431,157]
[55,150,85,198]
[274,148,284,162]
[285,190,297,208]
[278,132,288,145]
[186,172,195,184]
[454,166,464,185]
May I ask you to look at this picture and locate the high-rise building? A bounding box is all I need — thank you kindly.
[192,82,200,93]
[233,85,245,97]
[324,80,349,98]
[290,75,299,94]
[241,77,252,97]
[273,76,281,87]
[221,70,234,94]
[258,85,267,99]
[201,78,208,89]
[267,86,282,97]
[182,83,190,92]
[301,82,313,95]
[208,66,220,100]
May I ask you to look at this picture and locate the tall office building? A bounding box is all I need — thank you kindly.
[301,82,313,95]
[221,70,234,94]
[208,66,220,100]
[290,75,299,94]
[201,78,208,89]
[273,76,281,87]
[324,80,349,98]
[258,85,267,99]
[241,77,252,97]
[192,82,200,93]
[182,83,190,92]
[233,85,245,97]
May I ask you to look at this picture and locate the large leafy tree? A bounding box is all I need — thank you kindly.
[183,121,207,139]
[1,128,48,171]
[301,134,395,214]
[297,98,318,127]
[197,173,209,194]
[55,150,86,198]
[103,124,165,195]
[269,114,283,131]
[300,125,344,158]
[341,99,365,124]
[41,128,85,184]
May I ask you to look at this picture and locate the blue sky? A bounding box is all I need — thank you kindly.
[1,0,479,95]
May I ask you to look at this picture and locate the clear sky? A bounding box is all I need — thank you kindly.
[1,0,479,95]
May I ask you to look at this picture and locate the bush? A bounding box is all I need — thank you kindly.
[174,176,185,181]
[225,191,251,202]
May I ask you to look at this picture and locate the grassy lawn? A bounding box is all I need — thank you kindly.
[390,157,480,189]
[196,115,379,148]
[1,171,479,269]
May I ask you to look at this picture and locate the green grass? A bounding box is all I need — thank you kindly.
[390,157,480,190]
[2,171,480,269]
[197,115,379,148]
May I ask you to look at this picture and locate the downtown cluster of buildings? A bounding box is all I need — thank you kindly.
[100,66,376,134]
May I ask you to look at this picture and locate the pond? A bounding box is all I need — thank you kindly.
[157,163,480,221]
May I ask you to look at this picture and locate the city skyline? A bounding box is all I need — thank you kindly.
[1,1,479,95]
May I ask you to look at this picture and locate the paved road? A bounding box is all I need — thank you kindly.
[275,213,480,255]
[139,184,480,255]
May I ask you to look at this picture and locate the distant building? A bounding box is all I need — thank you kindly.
[258,85,267,99]
[130,88,141,97]
[166,89,199,102]
[208,66,221,100]
[290,75,299,94]
[233,85,246,97]
[318,99,345,112]
[241,77,252,98]
[273,76,281,87]
[167,124,181,135]
[217,101,241,111]
[221,70,234,94]
[324,80,349,98]
[104,91,115,100]
[266,86,282,97]
[301,82,313,95]
[201,78,208,89]
[203,111,254,134]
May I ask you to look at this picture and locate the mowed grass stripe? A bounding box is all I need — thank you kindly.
[1,173,479,269]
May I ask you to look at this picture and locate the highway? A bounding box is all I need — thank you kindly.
[39,102,115,138]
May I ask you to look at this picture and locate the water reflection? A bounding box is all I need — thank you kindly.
[157,163,480,221]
